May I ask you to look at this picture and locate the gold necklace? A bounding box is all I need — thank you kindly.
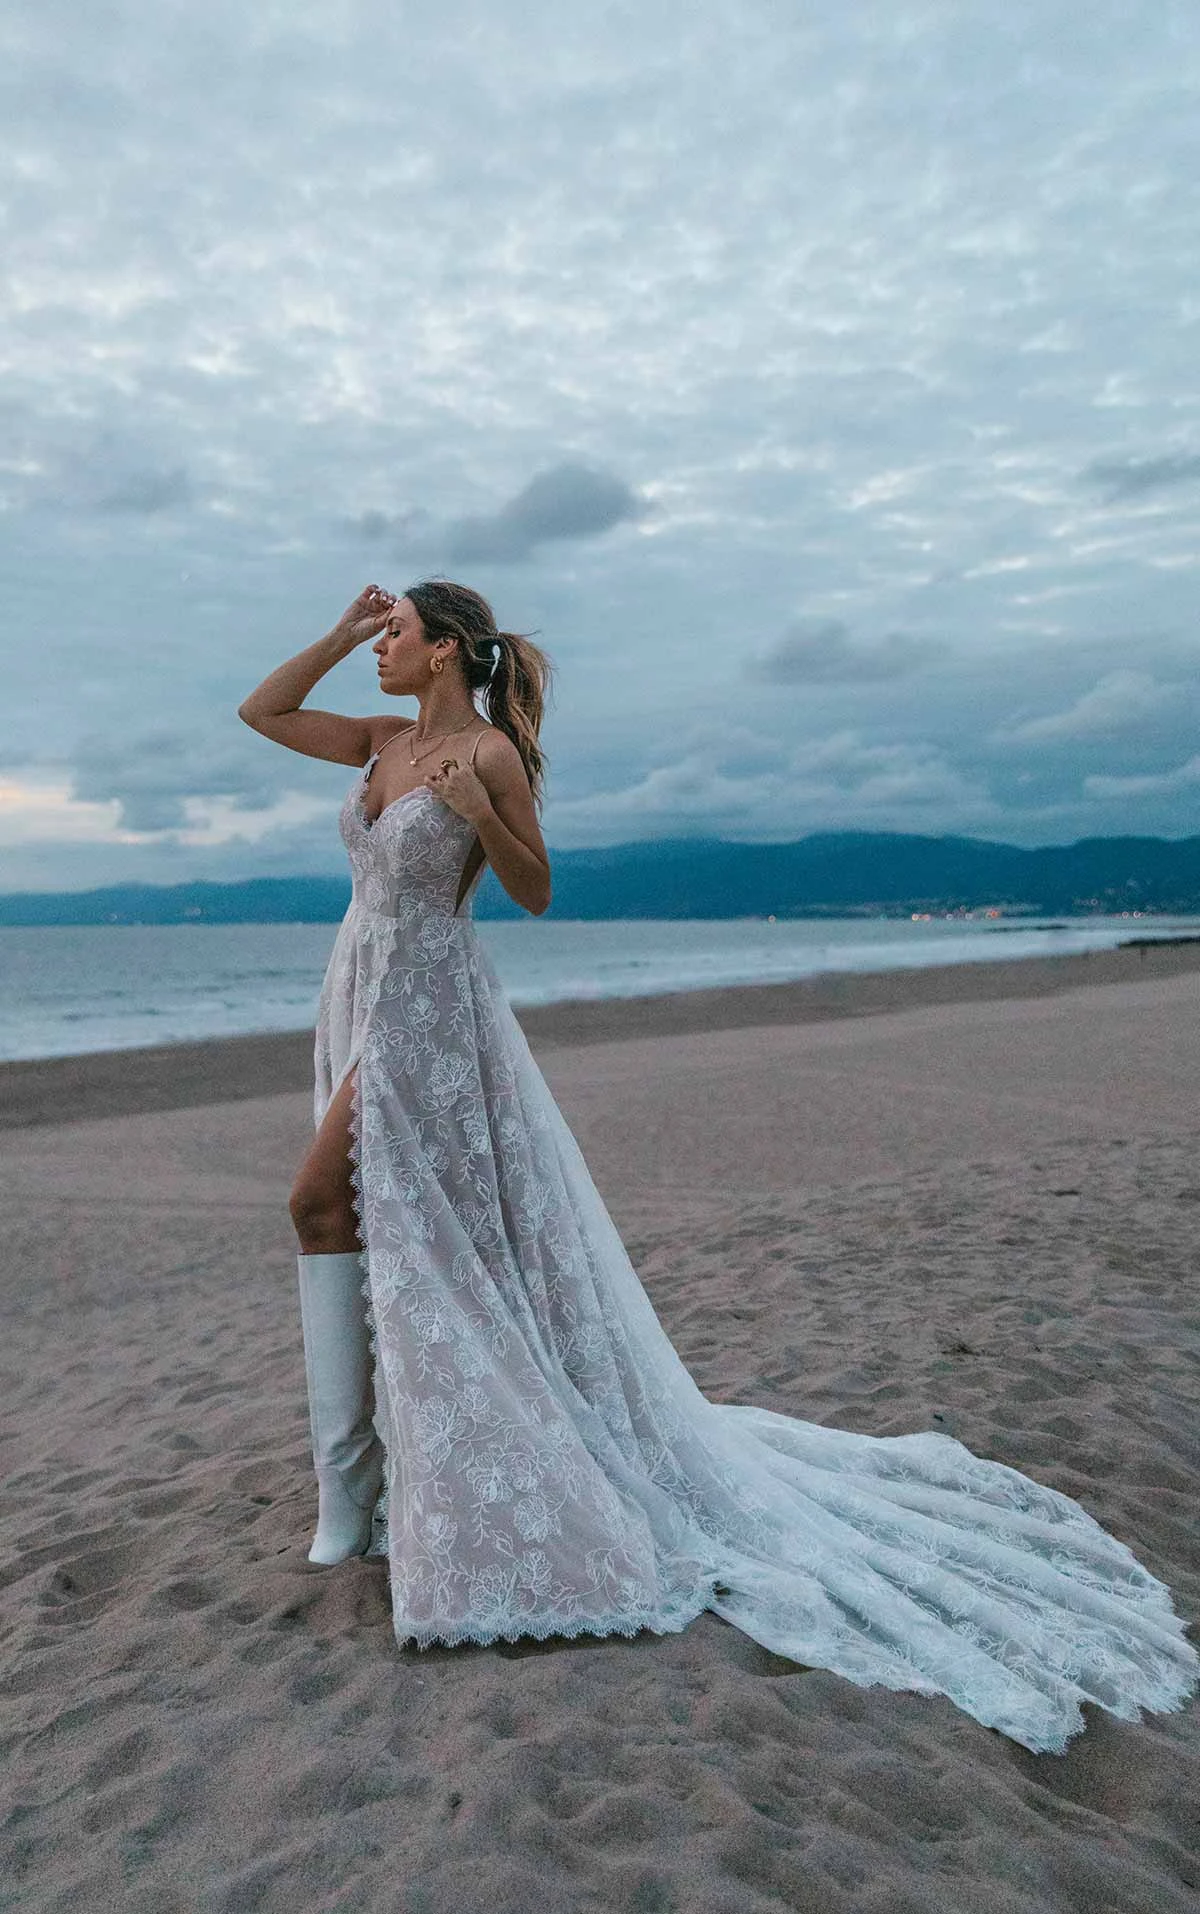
[408,718,481,767]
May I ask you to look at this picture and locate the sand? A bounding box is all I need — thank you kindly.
[2,948,1199,1912]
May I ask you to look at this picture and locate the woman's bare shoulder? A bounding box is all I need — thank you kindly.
[365,715,418,757]
[472,724,538,807]
[473,720,522,766]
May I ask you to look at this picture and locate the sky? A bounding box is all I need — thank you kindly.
[2,0,1199,892]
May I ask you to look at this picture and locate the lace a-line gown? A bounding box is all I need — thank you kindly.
[311,742,1200,1756]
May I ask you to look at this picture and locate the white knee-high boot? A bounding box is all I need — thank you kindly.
[295,1249,385,1565]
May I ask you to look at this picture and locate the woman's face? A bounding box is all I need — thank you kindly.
[373,596,442,694]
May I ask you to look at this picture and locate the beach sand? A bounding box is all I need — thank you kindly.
[2,946,1199,1911]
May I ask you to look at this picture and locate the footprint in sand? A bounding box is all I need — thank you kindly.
[37,1538,138,1622]
[142,1577,214,1616]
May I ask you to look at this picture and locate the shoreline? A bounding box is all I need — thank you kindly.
[4,934,1200,1130]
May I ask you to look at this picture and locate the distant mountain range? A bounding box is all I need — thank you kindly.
[4,831,1200,925]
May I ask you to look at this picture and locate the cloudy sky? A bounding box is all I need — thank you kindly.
[3,0,1199,892]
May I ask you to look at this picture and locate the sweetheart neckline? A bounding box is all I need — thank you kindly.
[353,750,439,831]
[355,783,431,831]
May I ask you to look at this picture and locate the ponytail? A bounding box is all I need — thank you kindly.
[482,630,553,810]
[402,579,555,810]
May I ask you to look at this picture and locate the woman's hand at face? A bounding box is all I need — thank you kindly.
[335,584,398,647]
[425,758,493,825]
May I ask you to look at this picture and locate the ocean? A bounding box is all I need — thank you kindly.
[1,912,1195,1065]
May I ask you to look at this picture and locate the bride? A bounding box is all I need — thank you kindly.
[239,579,1199,1756]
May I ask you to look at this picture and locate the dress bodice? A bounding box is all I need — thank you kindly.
[339,757,485,923]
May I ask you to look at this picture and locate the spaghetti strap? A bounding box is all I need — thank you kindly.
[372,723,414,769]
[370,722,484,786]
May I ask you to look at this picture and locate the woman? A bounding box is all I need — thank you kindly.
[239,579,1198,1755]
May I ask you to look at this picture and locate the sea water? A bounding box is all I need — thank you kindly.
[1,913,1196,1064]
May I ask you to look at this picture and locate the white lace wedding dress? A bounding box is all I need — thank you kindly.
[311,747,1199,1755]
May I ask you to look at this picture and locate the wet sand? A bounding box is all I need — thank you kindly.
[3,933,1198,1131]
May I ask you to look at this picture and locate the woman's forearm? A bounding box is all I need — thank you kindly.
[470,800,551,916]
[238,628,356,722]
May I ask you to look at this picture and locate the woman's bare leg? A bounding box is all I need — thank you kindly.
[289,1067,360,1254]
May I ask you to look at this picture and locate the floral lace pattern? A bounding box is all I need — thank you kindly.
[310,758,1200,1753]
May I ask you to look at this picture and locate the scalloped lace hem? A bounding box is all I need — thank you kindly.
[334,1030,1200,1756]
[390,1577,724,1654]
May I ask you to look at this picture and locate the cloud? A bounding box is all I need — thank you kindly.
[445,462,649,563]
[1084,754,1200,800]
[4,3,1200,887]
[752,618,943,684]
[786,730,981,807]
[992,670,1175,745]
[544,729,994,846]
[4,417,196,518]
[341,507,433,544]
[1082,452,1200,503]
[95,465,192,515]
[70,730,283,834]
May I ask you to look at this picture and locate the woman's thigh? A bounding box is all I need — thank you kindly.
[290,1065,359,1232]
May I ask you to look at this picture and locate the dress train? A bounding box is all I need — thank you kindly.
[307,747,1199,1755]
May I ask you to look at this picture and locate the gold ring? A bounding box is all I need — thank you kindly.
[441,758,458,772]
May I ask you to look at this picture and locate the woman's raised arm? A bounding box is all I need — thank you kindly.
[237,585,397,765]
